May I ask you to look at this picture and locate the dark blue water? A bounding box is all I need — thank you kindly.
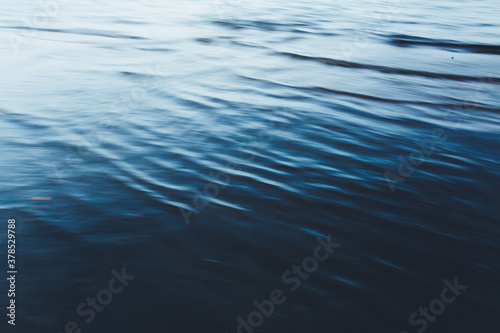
[1,1,499,332]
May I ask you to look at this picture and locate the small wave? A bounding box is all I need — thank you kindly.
[3,26,147,40]
[312,87,499,112]
[238,75,499,112]
[212,19,315,33]
[389,34,500,55]
[279,52,500,84]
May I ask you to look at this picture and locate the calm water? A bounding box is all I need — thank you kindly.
[1,0,499,332]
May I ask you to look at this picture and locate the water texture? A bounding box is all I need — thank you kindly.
[0,0,499,332]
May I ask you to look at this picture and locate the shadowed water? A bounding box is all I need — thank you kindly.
[0,0,499,332]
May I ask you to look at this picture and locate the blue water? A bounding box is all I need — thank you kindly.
[1,0,499,332]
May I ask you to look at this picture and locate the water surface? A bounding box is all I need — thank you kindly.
[0,1,499,332]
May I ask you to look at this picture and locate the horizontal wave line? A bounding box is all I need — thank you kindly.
[279,52,500,84]
[238,75,499,112]
[2,25,147,40]
[389,34,500,55]
[311,87,498,112]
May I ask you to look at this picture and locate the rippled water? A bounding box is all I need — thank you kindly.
[1,0,499,332]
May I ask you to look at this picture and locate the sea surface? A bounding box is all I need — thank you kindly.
[0,0,499,332]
